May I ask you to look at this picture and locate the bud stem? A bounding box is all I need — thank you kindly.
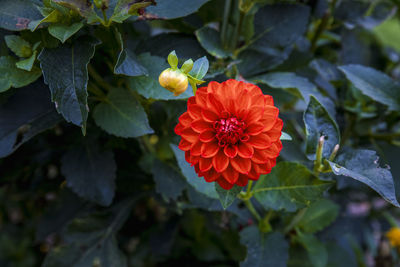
[328,144,340,161]
[313,136,325,173]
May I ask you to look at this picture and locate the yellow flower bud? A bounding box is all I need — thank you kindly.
[158,68,188,96]
[387,227,400,248]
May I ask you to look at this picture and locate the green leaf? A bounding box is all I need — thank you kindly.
[0,81,62,158]
[61,145,117,206]
[280,132,292,141]
[152,159,186,202]
[251,3,310,48]
[238,4,310,77]
[328,149,400,207]
[145,0,210,19]
[48,21,84,43]
[181,58,194,74]
[111,0,153,23]
[0,56,41,92]
[129,53,193,100]
[297,199,340,233]
[374,18,400,53]
[114,49,148,76]
[114,31,148,77]
[215,183,242,209]
[52,0,101,23]
[240,226,289,267]
[304,96,340,161]
[252,72,336,118]
[189,56,209,80]
[42,199,135,267]
[253,162,332,212]
[4,35,32,57]
[170,144,218,199]
[294,231,328,267]
[28,8,63,31]
[339,64,400,111]
[0,0,43,31]
[167,50,178,69]
[38,36,99,128]
[16,50,37,71]
[93,88,154,138]
[195,26,231,59]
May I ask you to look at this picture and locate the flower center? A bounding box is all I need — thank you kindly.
[213,117,246,147]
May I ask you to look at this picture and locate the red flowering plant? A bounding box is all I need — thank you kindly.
[2,0,400,266]
[175,79,283,190]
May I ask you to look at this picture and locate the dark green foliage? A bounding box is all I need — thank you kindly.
[1,0,400,266]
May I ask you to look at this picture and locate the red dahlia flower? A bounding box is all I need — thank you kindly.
[174,79,283,190]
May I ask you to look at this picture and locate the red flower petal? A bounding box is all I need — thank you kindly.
[237,142,254,158]
[246,123,265,136]
[222,165,239,184]
[212,150,229,172]
[178,112,192,127]
[178,138,191,151]
[201,141,220,158]
[190,140,202,156]
[188,104,202,119]
[265,141,283,158]
[199,157,212,172]
[181,128,199,143]
[224,144,238,158]
[202,109,219,122]
[231,157,251,174]
[217,177,234,190]
[247,133,271,149]
[236,174,249,187]
[199,130,215,142]
[191,119,212,133]
[203,168,220,182]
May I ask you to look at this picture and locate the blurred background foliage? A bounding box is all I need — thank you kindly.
[1,0,400,266]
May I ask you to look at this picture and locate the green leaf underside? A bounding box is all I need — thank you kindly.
[0,81,62,158]
[215,183,242,209]
[304,96,340,161]
[114,31,148,77]
[295,231,328,267]
[328,149,400,207]
[0,56,41,92]
[252,72,336,118]
[38,36,100,128]
[93,88,153,138]
[0,0,43,31]
[240,226,288,267]
[48,21,84,43]
[297,199,339,233]
[254,162,332,212]
[4,35,32,57]
[152,159,186,201]
[42,199,135,267]
[339,64,400,111]
[195,26,232,59]
[145,0,210,19]
[189,56,209,79]
[129,53,193,100]
[16,50,37,71]
[61,145,117,206]
[170,144,218,199]
[280,131,292,141]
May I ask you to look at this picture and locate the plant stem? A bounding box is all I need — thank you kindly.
[244,198,261,222]
[232,11,245,51]
[102,9,108,26]
[88,65,113,91]
[221,0,232,48]
[284,208,307,234]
